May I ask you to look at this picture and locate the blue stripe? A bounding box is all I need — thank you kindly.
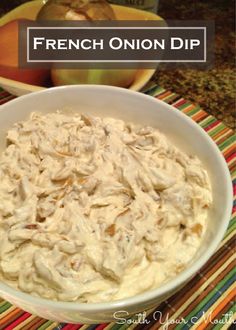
[183,272,236,329]
[53,324,66,330]
[87,325,100,330]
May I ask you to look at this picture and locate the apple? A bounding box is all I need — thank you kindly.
[37,1,137,89]
[37,0,116,21]
[51,68,137,88]
[0,20,50,86]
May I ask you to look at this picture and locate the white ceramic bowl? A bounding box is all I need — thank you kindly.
[0,86,233,324]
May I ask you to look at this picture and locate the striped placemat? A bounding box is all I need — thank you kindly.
[0,85,235,330]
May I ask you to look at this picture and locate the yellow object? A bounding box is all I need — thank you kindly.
[0,0,163,96]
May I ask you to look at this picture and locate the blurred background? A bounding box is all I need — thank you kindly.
[0,0,235,128]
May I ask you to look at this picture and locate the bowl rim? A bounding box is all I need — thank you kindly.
[0,76,45,92]
[0,85,233,312]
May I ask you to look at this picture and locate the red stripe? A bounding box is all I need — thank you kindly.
[61,325,75,330]
[173,99,187,107]
[204,120,221,131]
[62,324,82,330]
[216,130,234,144]
[3,312,31,330]
[95,324,109,330]
[154,91,167,99]
[226,148,236,158]
[0,96,15,105]
[225,152,236,163]
[233,184,236,196]
[0,91,10,98]
[70,325,83,330]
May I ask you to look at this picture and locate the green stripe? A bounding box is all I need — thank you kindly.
[225,222,236,238]
[184,107,201,117]
[211,303,236,329]
[37,320,54,330]
[162,93,180,103]
[161,94,174,103]
[223,233,235,247]
[222,230,235,245]
[147,86,165,96]
[0,302,11,313]
[177,102,193,111]
[174,268,236,329]
[199,116,216,128]
[154,87,166,94]
[109,308,157,330]
[208,123,227,138]
[0,300,8,308]
[164,94,179,104]
[218,135,236,150]
[151,89,179,103]
[204,118,220,132]
[228,215,236,228]
[225,225,236,240]
[109,313,152,330]
[110,323,130,330]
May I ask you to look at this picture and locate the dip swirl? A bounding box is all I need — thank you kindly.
[0,112,212,302]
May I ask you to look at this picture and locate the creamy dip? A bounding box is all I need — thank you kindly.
[0,112,212,302]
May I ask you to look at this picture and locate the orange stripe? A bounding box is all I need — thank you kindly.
[196,288,236,330]
[182,104,196,114]
[215,130,234,145]
[191,110,208,122]
[22,317,48,330]
[211,127,230,140]
[162,92,173,101]
[158,91,172,100]
[0,308,22,326]
[223,144,236,157]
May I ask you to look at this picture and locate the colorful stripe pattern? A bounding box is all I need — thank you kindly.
[0,86,235,330]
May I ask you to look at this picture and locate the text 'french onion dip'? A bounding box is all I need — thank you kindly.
[0,112,212,302]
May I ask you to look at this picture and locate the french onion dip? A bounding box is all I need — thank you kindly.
[0,112,212,302]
